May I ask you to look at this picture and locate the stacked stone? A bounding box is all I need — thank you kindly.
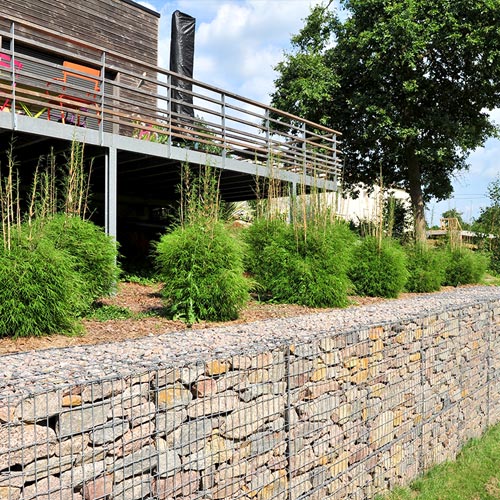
[0,299,498,500]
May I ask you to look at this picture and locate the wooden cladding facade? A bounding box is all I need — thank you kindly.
[0,0,159,67]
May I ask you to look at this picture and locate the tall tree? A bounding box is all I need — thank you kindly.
[271,0,500,242]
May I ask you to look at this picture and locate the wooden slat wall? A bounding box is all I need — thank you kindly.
[0,0,159,67]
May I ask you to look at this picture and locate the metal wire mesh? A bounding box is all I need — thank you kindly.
[0,300,498,499]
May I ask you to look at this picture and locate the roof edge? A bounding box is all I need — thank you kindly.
[120,0,161,18]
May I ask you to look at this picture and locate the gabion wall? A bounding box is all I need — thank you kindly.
[0,299,499,500]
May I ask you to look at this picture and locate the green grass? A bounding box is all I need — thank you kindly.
[378,423,500,500]
[86,304,135,321]
[481,273,500,286]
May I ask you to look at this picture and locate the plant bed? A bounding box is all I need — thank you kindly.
[0,281,397,355]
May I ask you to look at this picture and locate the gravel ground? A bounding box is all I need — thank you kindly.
[1,286,499,403]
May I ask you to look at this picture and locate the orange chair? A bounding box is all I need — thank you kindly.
[0,53,23,112]
[47,61,100,126]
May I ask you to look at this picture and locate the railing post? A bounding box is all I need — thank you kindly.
[100,51,106,145]
[265,109,270,169]
[9,22,16,130]
[167,73,172,156]
[302,122,307,178]
[221,93,227,167]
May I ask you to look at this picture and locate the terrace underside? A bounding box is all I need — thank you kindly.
[0,17,342,264]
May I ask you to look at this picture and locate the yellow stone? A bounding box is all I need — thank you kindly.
[369,326,384,340]
[371,339,384,354]
[257,470,287,500]
[248,369,269,384]
[414,414,422,424]
[357,357,369,370]
[206,360,230,376]
[461,389,468,398]
[330,452,349,477]
[395,333,406,344]
[310,366,327,382]
[409,352,421,362]
[61,395,83,407]
[414,328,423,340]
[157,385,191,408]
[371,383,385,398]
[351,369,368,384]
[393,408,403,427]
[344,357,358,369]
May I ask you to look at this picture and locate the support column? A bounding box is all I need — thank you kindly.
[105,146,117,240]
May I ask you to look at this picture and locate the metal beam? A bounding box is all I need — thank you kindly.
[104,146,117,240]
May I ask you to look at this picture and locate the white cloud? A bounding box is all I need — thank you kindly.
[153,0,321,103]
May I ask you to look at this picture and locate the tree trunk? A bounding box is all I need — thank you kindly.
[407,145,427,244]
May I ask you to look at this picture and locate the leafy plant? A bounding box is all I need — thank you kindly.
[349,236,408,298]
[155,221,250,323]
[442,247,489,287]
[404,244,447,293]
[245,218,355,307]
[39,214,120,306]
[0,237,85,337]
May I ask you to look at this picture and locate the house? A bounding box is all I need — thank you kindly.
[0,2,342,264]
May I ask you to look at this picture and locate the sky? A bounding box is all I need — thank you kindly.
[139,0,499,225]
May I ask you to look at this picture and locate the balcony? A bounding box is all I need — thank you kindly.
[0,16,342,239]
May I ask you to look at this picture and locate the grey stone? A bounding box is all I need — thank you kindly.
[156,438,182,478]
[90,419,129,445]
[111,445,158,483]
[60,460,107,487]
[166,419,214,456]
[186,392,241,418]
[111,474,152,500]
[57,401,111,437]
[155,408,187,437]
[220,395,286,439]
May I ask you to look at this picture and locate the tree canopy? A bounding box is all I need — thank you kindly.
[270,0,500,241]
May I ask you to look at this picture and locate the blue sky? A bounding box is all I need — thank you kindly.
[140,0,499,225]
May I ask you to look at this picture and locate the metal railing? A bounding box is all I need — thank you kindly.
[0,17,342,181]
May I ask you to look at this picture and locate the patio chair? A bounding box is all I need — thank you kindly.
[47,61,100,126]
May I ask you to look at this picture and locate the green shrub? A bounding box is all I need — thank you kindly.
[245,218,355,307]
[349,236,408,298]
[404,244,447,293]
[41,214,120,305]
[155,221,250,323]
[0,238,85,337]
[443,247,490,286]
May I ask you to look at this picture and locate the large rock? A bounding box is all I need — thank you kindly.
[156,438,182,477]
[0,424,56,469]
[186,392,241,418]
[111,474,152,500]
[166,419,214,456]
[182,432,235,470]
[112,445,158,483]
[60,460,107,487]
[57,402,111,437]
[220,395,285,440]
[89,419,129,446]
[15,391,62,422]
[21,475,75,500]
[156,384,192,410]
[155,408,187,437]
[153,471,199,499]
[82,473,113,500]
